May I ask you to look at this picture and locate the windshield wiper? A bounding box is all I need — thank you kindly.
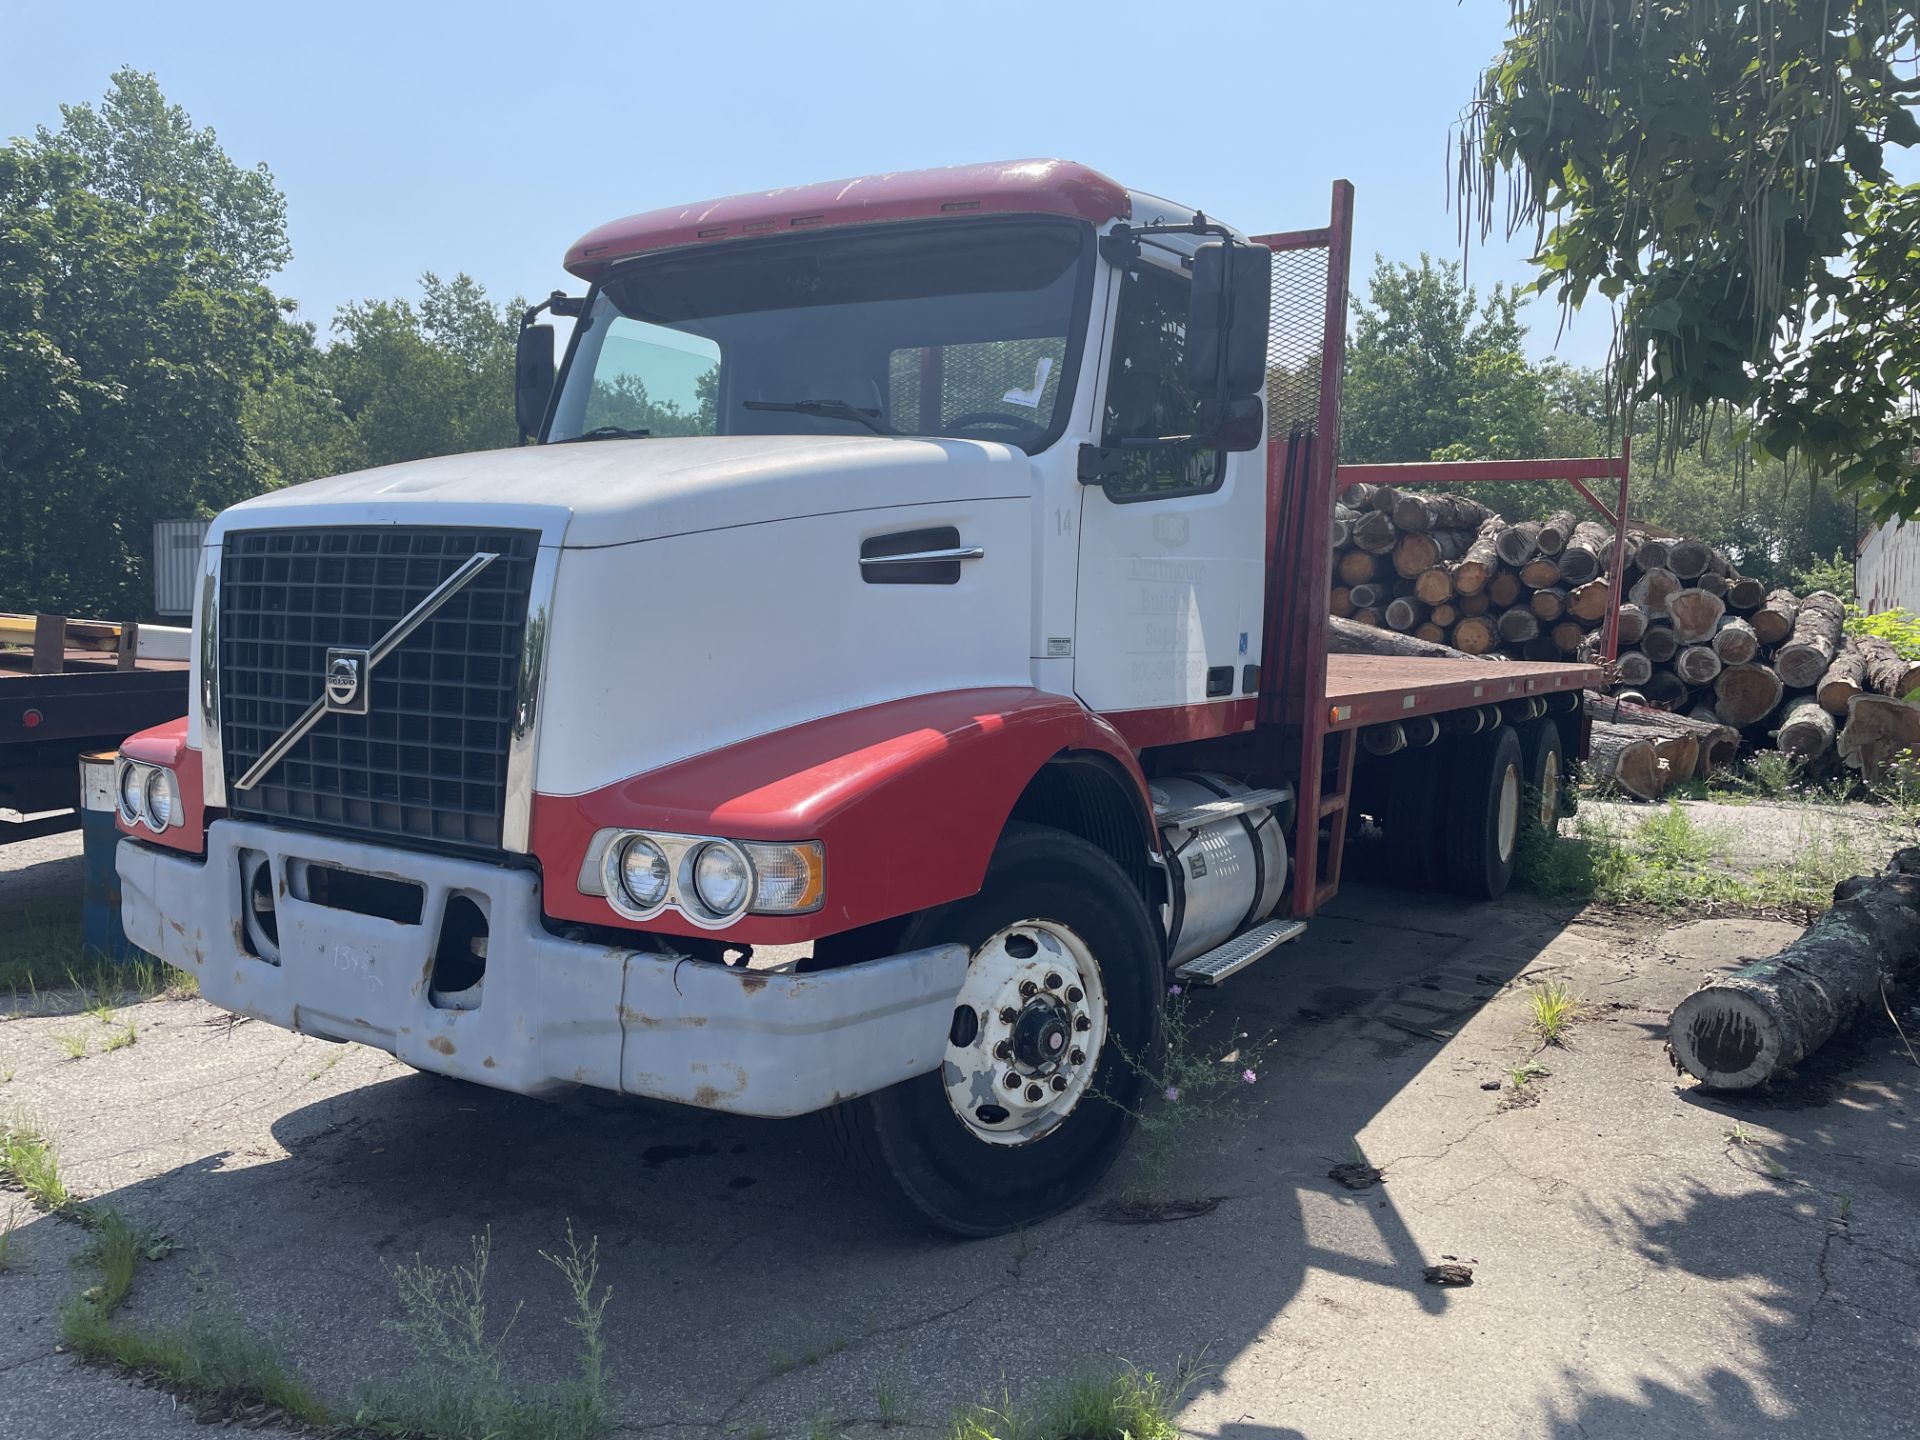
[555,424,652,444]
[742,399,899,436]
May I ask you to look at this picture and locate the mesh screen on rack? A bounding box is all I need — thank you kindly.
[1266,246,1330,436]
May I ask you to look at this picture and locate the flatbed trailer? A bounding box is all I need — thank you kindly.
[1,617,189,842]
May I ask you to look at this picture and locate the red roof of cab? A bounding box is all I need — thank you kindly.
[563,159,1131,281]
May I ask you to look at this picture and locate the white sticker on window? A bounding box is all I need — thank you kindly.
[1001,357,1053,408]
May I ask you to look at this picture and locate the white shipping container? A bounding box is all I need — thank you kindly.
[1857,519,1920,615]
[152,519,210,618]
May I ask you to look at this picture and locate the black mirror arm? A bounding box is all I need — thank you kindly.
[520,289,586,330]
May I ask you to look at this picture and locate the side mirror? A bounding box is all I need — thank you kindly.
[1185,242,1272,399]
[1199,394,1266,453]
[515,323,556,440]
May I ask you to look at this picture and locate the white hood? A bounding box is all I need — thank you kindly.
[219,435,1033,548]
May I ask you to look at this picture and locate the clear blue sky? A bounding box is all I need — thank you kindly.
[7,0,1609,365]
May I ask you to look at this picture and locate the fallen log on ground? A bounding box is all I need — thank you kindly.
[1587,721,1667,800]
[1668,848,1920,1090]
[1837,694,1920,781]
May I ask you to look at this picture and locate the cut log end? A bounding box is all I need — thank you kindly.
[1668,988,1784,1090]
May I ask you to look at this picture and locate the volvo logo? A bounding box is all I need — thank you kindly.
[324,648,370,714]
[233,550,498,793]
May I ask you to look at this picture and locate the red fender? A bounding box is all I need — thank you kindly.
[531,688,1154,944]
[115,717,206,855]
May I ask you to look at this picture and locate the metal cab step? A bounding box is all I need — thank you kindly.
[1154,786,1294,832]
[1173,917,1307,986]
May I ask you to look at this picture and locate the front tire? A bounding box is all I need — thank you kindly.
[825,824,1162,1236]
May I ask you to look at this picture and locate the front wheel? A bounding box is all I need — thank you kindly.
[825,824,1162,1236]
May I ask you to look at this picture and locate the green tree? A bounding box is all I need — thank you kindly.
[1461,1,1920,517]
[0,82,285,618]
[315,272,521,471]
[37,68,289,286]
[1342,254,1550,466]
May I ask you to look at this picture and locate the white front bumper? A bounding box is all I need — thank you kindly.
[118,820,968,1117]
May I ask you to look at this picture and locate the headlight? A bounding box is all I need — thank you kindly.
[143,767,179,830]
[689,841,752,918]
[117,762,145,823]
[743,841,826,914]
[616,836,671,912]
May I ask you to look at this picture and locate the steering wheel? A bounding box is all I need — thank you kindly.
[945,410,1041,437]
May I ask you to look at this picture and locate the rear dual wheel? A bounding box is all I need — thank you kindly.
[826,824,1161,1236]
[1444,724,1524,900]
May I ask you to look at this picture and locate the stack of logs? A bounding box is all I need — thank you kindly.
[1331,483,1920,792]
[1332,484,1630,663]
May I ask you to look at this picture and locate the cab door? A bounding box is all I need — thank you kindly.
[1072,247,1269,735]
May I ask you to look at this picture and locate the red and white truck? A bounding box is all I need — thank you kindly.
[115,161,1608,1234]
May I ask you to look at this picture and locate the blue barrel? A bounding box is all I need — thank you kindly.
[78,751,132,966]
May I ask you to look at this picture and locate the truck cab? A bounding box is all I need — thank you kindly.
[115,160,1594,1234]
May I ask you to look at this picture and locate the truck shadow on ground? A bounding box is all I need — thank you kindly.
[26,883,1917,1436]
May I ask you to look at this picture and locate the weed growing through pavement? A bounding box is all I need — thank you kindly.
[947,1360,1202,1440]
[0,1205,19,1271]
[351,1222,613,1440]
[1726,1122,1757,1147]
[74,1209,172,1314]
[54,1031,88,1061]
[102,1017,138,1052]
[1837,1193,1855,1222]
[1108,987,1267,1210]
[0,1116,73,1214]
[875,1380,907,1428]
[1527,981,1581,1048]
[1506,1060,1551,1089]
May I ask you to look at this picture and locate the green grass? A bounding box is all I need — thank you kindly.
[1516,801,1872,916]
[0,1206,20,1271]
[1505,1060,1551,1089]
[102,1018,138,1052]
[0,934,190,1010]
[73,1209,172,1315]
[948,1364,1198,1440]
[1527,982,1581,1047]
[875,1380,907,1428]
[53,1032,89,1061]
[0,1117,73,1213]
[61,1300,333,1428]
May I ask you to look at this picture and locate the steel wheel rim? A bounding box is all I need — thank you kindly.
[1497,762,1521,863]
[1538,751,1560,832]
[942,920,1107,1147]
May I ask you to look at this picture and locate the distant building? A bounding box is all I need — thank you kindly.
[1857,518,1920,613]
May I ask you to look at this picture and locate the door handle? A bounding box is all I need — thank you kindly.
[858,546,985,569]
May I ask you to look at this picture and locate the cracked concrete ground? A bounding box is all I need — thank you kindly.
[2,815,1917,1439]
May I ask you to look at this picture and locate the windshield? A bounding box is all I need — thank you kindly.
[545,217,1092,452]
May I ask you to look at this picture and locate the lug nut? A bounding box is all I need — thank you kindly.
[1044,972,1063,990]
[1066,986,1083,1003]
[1050,1075,1069,1093]
[1069,1048,1086,1066]
[1074,1015,1091,1032]
[993,1041,1012,1061]
[1004,1072,1021,1089]
[999,1007,1018,1025]
[1019,980,1038,998]
[1025,1084,1044,1103]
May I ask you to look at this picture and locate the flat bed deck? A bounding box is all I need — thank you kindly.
[1323,655,1600,731]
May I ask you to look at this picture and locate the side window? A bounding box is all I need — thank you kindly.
[887,340,1066,433]
[1100,261,1220,500]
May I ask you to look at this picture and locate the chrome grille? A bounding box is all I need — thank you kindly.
[219,526,540,852]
